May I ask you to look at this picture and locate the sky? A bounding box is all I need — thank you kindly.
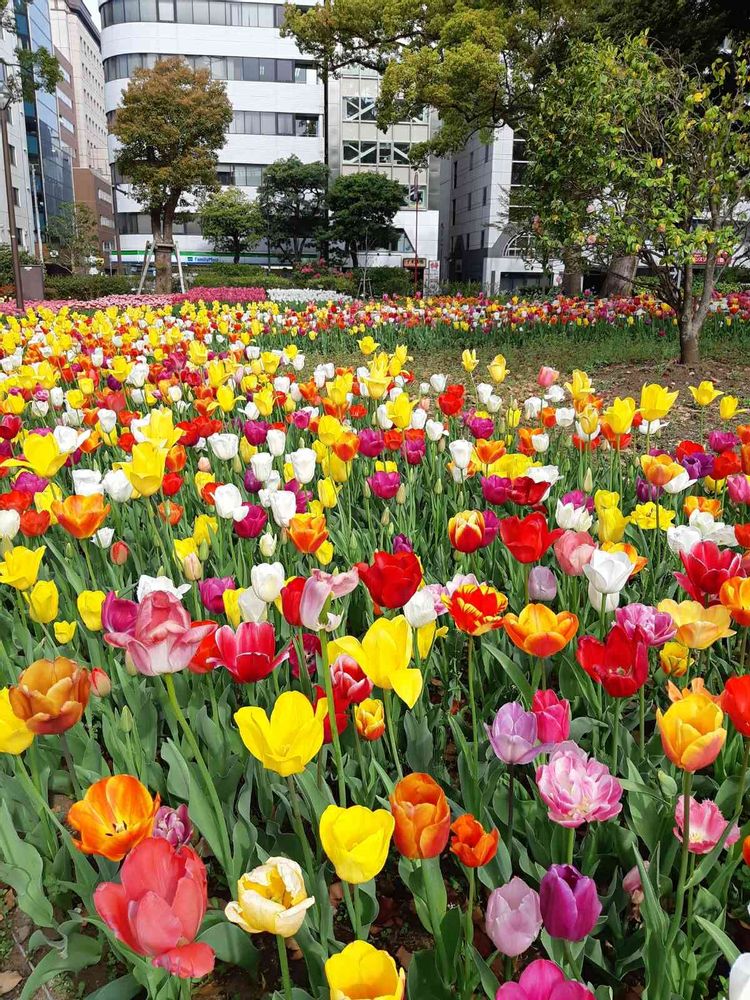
[84,0,101,28]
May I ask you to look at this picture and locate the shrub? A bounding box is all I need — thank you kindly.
[0,244,38,286]
[355,266,413,297]
[43,275,136,300]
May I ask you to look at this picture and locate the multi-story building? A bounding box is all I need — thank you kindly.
[99,0,440,271]
[0,31,37,254]
[439,127,562,293]
[15,0,75,238]
[50,0,116,260]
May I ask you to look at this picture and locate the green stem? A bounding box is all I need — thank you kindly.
[342,881,362,939]
[319,625,347,807]
[59,730,83,799]
[639,685,646,749]
[384,690,404,780]
[285,775,316,878]
[29,739,56,855]
[507,765,515,854]
[667,770,694,951]
[733,737,750,820]
[163,673,233,880]
[565,826,575,866]
[740,628,749,671]
[611,698,622,775]
[467,635,479,786]
[421,856,451,983]
[276,934,292,1000]
[464,867,475,997]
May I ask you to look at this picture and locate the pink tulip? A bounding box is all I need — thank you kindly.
[485,876,542,957]
[531,690,570,743]
[496,959,594,999]
[95,837,214,979]
[673,797,740,854]
[104,591,214,676]
[210,622,289,683]
[727,474,750,506]
[536,744,622,827]
[554,531,596,577]
[299,568,359,631]
[101,591,138,634]
[537,366,560,388]
[331,654,373,703]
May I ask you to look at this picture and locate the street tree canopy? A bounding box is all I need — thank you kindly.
[327,172,406,267]
[198,189,264,264]
[256,156,329,265]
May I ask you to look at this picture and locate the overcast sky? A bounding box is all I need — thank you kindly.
[85,0,101,28]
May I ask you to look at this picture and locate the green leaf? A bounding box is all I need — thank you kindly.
[407,949,453,1000]
[198,919,260,972]
[694,915,740,964]
[404,711,434,772]
[0,801,55,928]
[85,974,141,1000]
[20,932,101,1000]
[484,643,533,704]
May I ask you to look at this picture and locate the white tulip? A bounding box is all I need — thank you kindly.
[97,409,118,433]
[0,509,20,539]
[544,385,565,404]
[729,952,750,1000]
[476,383,493,406]
[72,469,104,496]
[259,532,277,558]
[250,452,274,483]
[92,527,115,548]
[270,490,297,528]
[556,408,576,428]
[426,419,446,442]
[238,587,268,622]
[523,396,543,420]
[266,429,286,457]
[430,373,447,393]
[583,549,632,594]
[289,448,317,485]
[666,525,702,556]
[50,387,64,406]
[555,499,593,532]
[410,408,427,430]
[404,590,438,629]
[587,580,620,612]
[376,405,393,430]
[102,469,134,502]
[54,425,89,454]
[531,432,550,454]
[213,483,246,519]
[251,562,285,603]
[137,575,191,602]
[208,433,239,461]
[449,439,472,470]
[662,470,692,495]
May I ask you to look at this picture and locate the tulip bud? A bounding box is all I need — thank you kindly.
[232,455,243,474]
[123,651,138,677]
[197,456,211,473]
[583,467,594,492]
[363,480,371,499]
[395,484,407,505]
[182,552,203,581]
[434,479,443,495]
[110,541,130,566]
[197,540,210,561]
[528,566,557,602]
[380,509,390,526]
[259,532,277,557]
[119,705,134,732]
[354,699,385,741]
[437,437,446,453]
[90,667,112,698]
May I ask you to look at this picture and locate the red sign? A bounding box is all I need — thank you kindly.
[692,251,731,265]
[403,257,426,269]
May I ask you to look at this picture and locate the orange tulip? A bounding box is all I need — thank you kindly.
[666,677,720,704]
[166,444,187,472]
[656,692,726,772]
[51,494,110,539]
[67,775,159,861]
[641,453,684,487]
[683,496,722,519]
[442,583,507,635]
[158,501,184,526]
[390,773,450,860]
[474,439,506,467]
[9,657,90,734]
[288,512,328,554]
[448,510,485,553]
[503,604,579,657]
[332,430,360,463]
[449,814,498,868]
[719,576,750,626]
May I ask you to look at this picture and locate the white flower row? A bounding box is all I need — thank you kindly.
[266,288,353,303]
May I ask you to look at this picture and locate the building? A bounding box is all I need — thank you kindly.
[15,0,75,239]
[438,127,562,293]
[99,0,440,271]
[50,0,116,260]
[0,32,37,255]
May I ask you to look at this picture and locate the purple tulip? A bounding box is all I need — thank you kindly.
[14,472,49,495]
[101,591,138,635]
[393,534,414,554]
[486,702,551,765]
[727,473,750,506]
[485,877,542,956]
[482,475,512,506]
[402,436,426,465]
[358,428,385,458]
[199,576,236,614]
[635,476,663,502]
[285,478,312,513]
[153,804,193,848]
[560,490,594,513]
[615,603,676,646]
[243,420,269,445]
[539,864,601,941]
[243,468,263,494]
[233,504,268,539]
[528,566,557,602]
[708,430,739,454]
[681,452,714,480]
[467,415,495,439]
[368,471,401,499]
[481,508,501,546]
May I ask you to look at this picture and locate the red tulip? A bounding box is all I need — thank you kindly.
[674,540,744,606]
[187,621,220,674]
[280,576,306,627]
[499,512,563,564]
[508,477,550,506]
[94,838,215,978]
[210,622,288,683]
[357,551,422,609]
[721,675,750,737]
[576,625,649,698]
[313,685,349,743]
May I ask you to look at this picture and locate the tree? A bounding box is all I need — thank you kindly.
[327,172,406,267]
[198,189,264,264]
[46,201,99,273]
[256,156,329,265]
[111,57,232,292]
[522,35,750,363]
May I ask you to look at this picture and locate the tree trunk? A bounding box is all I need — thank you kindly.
[349,243,359,269]
[233,241,240,265]
[561,245,583,296]
[154,246,172,293]
[601,254,637,297]
[679,313,700,365]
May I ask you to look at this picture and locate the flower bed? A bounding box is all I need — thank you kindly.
[0,321,749,999]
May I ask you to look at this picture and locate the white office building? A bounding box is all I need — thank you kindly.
[0,31,37,255]
[99,1,440,272]
[438,127,562,293]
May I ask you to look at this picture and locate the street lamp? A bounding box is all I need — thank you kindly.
[0,65,24,309]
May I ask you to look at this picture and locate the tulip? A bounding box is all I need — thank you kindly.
[0,544,46,590]
[288,512,329,554]
[673,796,739,854]
[354,698,385,741]
[657,598,735,649]
[554,531,596,577]
[325,941,406,1000]
[485,877,542,956]
[105,592,214,676]
[495,959,595,999]
[250,562,285,603]
[225,857,315,938]
[51,494,110,539]
[368,470,401,499]
[212,622,288,683]
[331,654,373,704]
[730,954,750,1000]
[639,383,679,422]
[583,548,632,595]
[67,775,159,861]
[10,657,90,735]
[656,693,726,771]
[499,513,563,564]
[504,604,578,658]
[298,567,360,632]
[356,551,422,609]
[233,504,267,539]
[486,702,551,765]
[101,591,138,634]
[539,864,601,941]
[330,616,421,708]
[576,625,648,697]
[78,589,106,631]
[27,579,59,624]
[659,640,691,677]
[449,510,486,553]
[0,687,34,754]
[614,603,676,646]
[95,838,214,977]
[319,804,395,883]
[442,583,508,635]
[152,804,193,848]
[449,814,498,868]
[674,540,744,605]
[536,744,622,827]
[720,577,750,626]
[722,675,750,736]
[390,772,450,859]
[689,381,723,406]
[199,576,236,613]
[234,691,325,776]
[531,690,570,743]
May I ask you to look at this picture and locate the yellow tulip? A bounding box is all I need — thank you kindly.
[630,502,675,531]
[317,477,339,509]
[656,693,726,771]
[597,506,630,543]
[319,804,394,884]
[487,354,508,383]
[593,490,620,515]
[223,587,245,628]
[688,381,722,407]
[384,393,413,430]
[78,590,106,631]
[2,434,67,478]
[358,335,379,355]
[564,369,593,401]
[27,580,59,624]
[329,616,422,708]
[315,540,334,566]
[657,598,735,649]
[234,691,325,776]
[216,384,236,413]
[639,383,679,422]
[659,641,691,677]
[174,537,198,563]
[253,386,274,416]
[602,396,636,436]
[122,441,167,497]
[54,620,77,643]
[225,857,315,938]
[318,415,343,447]
[326,941,406,1000]
[462,349,478,373]
[0,688,34,755]
[193,515,218,547]
[0,545,46,591]
[720,395,746,420]
[137,408,183,449]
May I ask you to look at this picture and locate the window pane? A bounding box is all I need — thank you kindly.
[209,1,226,24]
[260,112,276,134]
[211,56,227,78]
[176,0,192,19]
[247,111,260,132]
[157,0,173,17]
[257,3,273,25]
[277,113,293,135]
[294,63,309,83]
[192,0,209,21]
[258,58,274,80]
[123,0,138,19]
[342,142,358,163]
[394,142,411,163]
[295,115,317,136]
[246,165,263,186]
[378,143,392,163]
[276,59,292,82]
[241,3,257,25]
[361,143,376,164]
[273,4,286,26]
[216,164,234,184]
[229,3,241,24]
[242,57,258,80]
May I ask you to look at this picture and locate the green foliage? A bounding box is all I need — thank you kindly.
[197,189,264,264]
[256,156,329,264]
[46,202,99,273]
[327,172,406,267]
[44,275,136,300]
[355,265,413,297]
[0,243,36,286]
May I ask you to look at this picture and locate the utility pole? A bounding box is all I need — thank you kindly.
[0,89,23,309]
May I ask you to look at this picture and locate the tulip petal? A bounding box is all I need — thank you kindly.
[152,942,215,979]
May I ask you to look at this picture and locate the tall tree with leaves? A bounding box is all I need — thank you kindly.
[327,172,406,267]
[198,189,264,264]
[523,35,750,363]
[46,201,99,273]
[256,156,329,264]
[111,57,232,292]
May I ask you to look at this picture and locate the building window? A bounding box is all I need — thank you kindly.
[469,150,473,170]
[97,189,113,205]
[467,192,472,210]
[482,186,487,206]
[103,53,315,84]
[451,198,456,224]
[343,96,377,122]
[229,111,319,136]
[8,145,15,166]
[505,232,533,257]
[452,161,457,188]
[100,215,115,228]
[480,229,485,248]
[216,163,265,187]
[12,187,18,207]
[341,141,377,165]
[101,0,291,26]
[466,232,471,249]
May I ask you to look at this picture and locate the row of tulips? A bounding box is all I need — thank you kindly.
[1,316,750,1000]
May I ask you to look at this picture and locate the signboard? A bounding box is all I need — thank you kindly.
[424,259,440,295]
[692,251,732,266]
[402,257,427,269]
